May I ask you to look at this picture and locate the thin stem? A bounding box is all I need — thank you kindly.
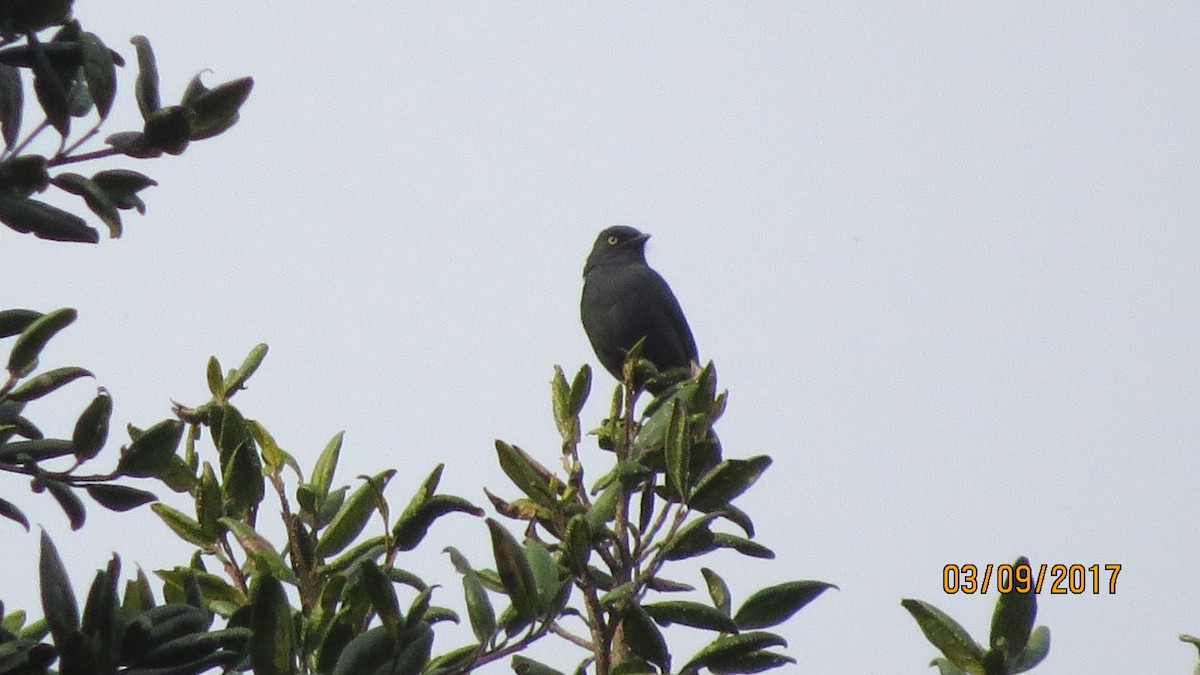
[48,146,121,167]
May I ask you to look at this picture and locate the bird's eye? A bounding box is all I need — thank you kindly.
[607,235,619,245]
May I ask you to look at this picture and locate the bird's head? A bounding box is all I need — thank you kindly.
[583,225,650,275]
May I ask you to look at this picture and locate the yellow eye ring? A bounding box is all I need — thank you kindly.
[607,235,619,245]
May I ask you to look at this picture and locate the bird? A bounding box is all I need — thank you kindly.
[581,226,700,386]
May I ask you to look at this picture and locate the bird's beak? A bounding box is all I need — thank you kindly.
[635,232,651,243]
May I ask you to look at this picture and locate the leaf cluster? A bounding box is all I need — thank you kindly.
[0,4,251,242]
[0,307,161,532]
[902,556,1050,675]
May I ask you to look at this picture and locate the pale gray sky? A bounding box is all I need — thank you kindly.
[4,2,1199,672]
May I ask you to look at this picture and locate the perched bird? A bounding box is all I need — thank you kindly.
[581,226,700,385]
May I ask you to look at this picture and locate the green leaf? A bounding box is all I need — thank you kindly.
[393,493,483,551]
[205,355,223,398]
[495,439,560,507]
[330,625,391,675]
[561,515,591,576]
[901,599,985,675]
[733,580,836,630]
[702,567,732,617]
[989,556,1036,662]
[221,518,296,582]
[524,538,561,612]
[80,32,115,118]
[708,649,796,674]
[568,364,592,416]
[486,518,539,625]
[713,533,774,559]
[1012,625,1050,673]
[663,400,689,501]
[39,531,79,647]
[0,438,74,462]
[0,64,22,149]
[151,503,216,548]
[85,484,156,512]
[512,655,567,675]
[446,547,497,643]
[7,366,92,402]
[224,343,267,397]
[663,514,719,560]
[250,574,295,675]
[71,387,111,461]
[221,441,264,514]
[643,600,739,633]
[312,430,343,496]
[247,418,299,477]
[117,419,183,478]
[7,307,76,376]
[0,309,40,338]
[194,462,223,538]
[358,560,401,636]
[316,470,394,557]
[130,36,159,119]
[622,603,670,671]
[689,455,773,512]
[187,75,253,140]
[681,632,788,673]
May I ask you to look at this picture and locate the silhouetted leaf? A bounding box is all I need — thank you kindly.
[91,169,156,214]
[51,172,121,237]
[117,418,182,478]
[397,488,484,546]
[80,32,115,118]
[71,388,111,461]
[187,75,253,140]
[86,484,156,512]
[0,64,22,149]
[0,194,97,242]
[39,531,80,647]
[44,479,84,530]
[130,35,158,118]
[143,105,190,155]
[0,495,29,530]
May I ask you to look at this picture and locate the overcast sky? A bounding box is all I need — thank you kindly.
[3,2,1199,673]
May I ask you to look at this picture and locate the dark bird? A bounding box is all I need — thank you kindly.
[581,226,700,385]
